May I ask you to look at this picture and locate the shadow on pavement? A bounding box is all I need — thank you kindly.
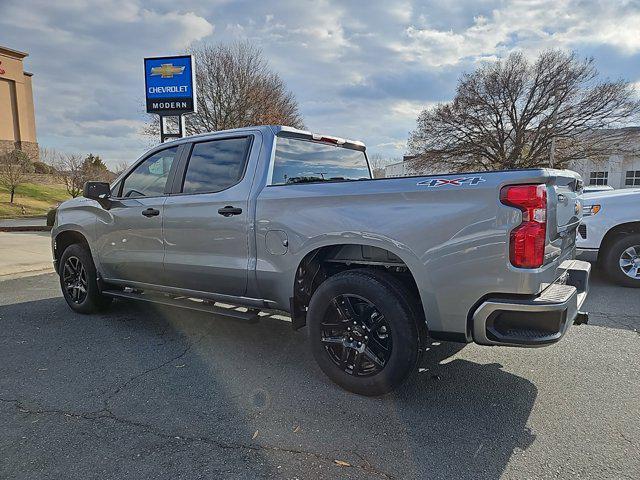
[0,295,538,479]
[582,265,640,334]
[0,297,282,479]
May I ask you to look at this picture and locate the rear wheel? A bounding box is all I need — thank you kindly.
[307,269,420,396]
[602,233,640,288]
[59,243,112,313]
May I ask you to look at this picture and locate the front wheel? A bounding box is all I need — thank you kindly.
[59,243,112,313]
[307,269,420,396]
[602,233,640,288]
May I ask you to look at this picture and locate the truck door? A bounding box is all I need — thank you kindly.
[162,134,257,296]
[95,145,181,285]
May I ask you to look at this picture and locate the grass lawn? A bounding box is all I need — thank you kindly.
[0,183,71,218]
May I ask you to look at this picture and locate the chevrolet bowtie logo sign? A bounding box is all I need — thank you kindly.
[150,63,185,78]
[145,55,195,116]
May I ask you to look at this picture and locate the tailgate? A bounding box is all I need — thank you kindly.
[545,169,582,265]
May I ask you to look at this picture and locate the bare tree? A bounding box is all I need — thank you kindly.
[144,42,303,138]
[368,153,399,178]
[408,50,640,172]
[0,149,33,203]
[54,153,85,198]
[112,161,130,176]
[39,147,58,168]
[54,153,108,197]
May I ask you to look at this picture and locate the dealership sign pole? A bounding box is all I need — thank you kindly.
[144,55,196,143]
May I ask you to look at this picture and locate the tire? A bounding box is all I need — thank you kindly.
[602,233,640,288]
[59,243,112,313]
[307,268,420,396]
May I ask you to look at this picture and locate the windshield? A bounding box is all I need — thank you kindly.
[271,136,371,185]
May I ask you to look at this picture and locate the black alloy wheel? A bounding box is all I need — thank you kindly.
[308,268,421,396]
[63,256,88,304]
[59,243,112,313]
[321,294,392,377]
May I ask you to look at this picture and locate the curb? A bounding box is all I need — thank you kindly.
[0,266,55,282]
[0,226,52,232]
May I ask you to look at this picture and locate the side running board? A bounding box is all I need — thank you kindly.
[102,289,260,323]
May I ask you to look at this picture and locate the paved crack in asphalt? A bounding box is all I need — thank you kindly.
[0,396,394,479]
[1,323,394,478]
[3,272,639,479]
[589,311,640,335]
[104,333,205,407]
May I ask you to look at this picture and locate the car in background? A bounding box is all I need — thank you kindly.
[577,188,640,287]
[582,185,614,194]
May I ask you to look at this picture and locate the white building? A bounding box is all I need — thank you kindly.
[384,129,640,189]
[568,154,640,189]
[384,160,421,178]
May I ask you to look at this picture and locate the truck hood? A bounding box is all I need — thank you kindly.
[581,188,640,202]
[58,196,93,210]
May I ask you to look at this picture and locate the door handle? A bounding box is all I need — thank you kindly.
[142,208,160,217]
[218,205,243,217]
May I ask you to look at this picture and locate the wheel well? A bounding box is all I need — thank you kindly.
[600,222,640,257]
[290,244,423,331]
[53,230,89,266]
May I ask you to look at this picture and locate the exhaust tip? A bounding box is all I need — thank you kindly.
[574,311,589,325]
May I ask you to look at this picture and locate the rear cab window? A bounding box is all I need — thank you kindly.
[181,137,251,194]
[271,136,371,185]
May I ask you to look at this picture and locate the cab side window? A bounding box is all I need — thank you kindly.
[121,147,179,198]
[181,137,250,194]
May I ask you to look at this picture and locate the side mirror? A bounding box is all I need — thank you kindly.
[83,181,111,200]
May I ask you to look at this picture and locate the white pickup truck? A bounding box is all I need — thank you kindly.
[577,188,640,287]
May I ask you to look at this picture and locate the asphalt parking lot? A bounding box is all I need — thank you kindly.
[0,270,638,479]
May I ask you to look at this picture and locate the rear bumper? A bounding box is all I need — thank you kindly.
[472,260,590,347]
[576,248,598,262]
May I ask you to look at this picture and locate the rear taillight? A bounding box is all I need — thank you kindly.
[500,184,547,268]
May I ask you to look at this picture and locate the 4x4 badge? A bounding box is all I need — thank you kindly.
[417,176,486,187]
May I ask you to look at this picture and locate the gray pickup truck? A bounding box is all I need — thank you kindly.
[52,125,590,395]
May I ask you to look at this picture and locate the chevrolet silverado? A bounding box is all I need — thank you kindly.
[52,125,590,395]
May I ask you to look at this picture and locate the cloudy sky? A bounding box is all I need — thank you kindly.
[2,0,640,168]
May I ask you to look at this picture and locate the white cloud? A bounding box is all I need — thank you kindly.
[139,10,214,49]
[376,140,407,151]
[390,100,429,119]
[555,7,640,54]
[393,0,640,67]
[257,0,352,61]
[0,0,638,163]
[0,0,214,166]
[387,1,413,23]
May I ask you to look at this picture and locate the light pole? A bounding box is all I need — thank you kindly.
[549,109,558,168]
[549,92,559,168]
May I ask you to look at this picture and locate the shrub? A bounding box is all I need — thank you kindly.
[33,161,52,174]
[46,207,58,227]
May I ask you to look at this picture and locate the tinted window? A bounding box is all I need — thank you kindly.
[110,181,120,197]
[182,137,250,193]
[625,170,640,186]
[271,137,371,185]
[121,147,178,198]
[588,171,608,186]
